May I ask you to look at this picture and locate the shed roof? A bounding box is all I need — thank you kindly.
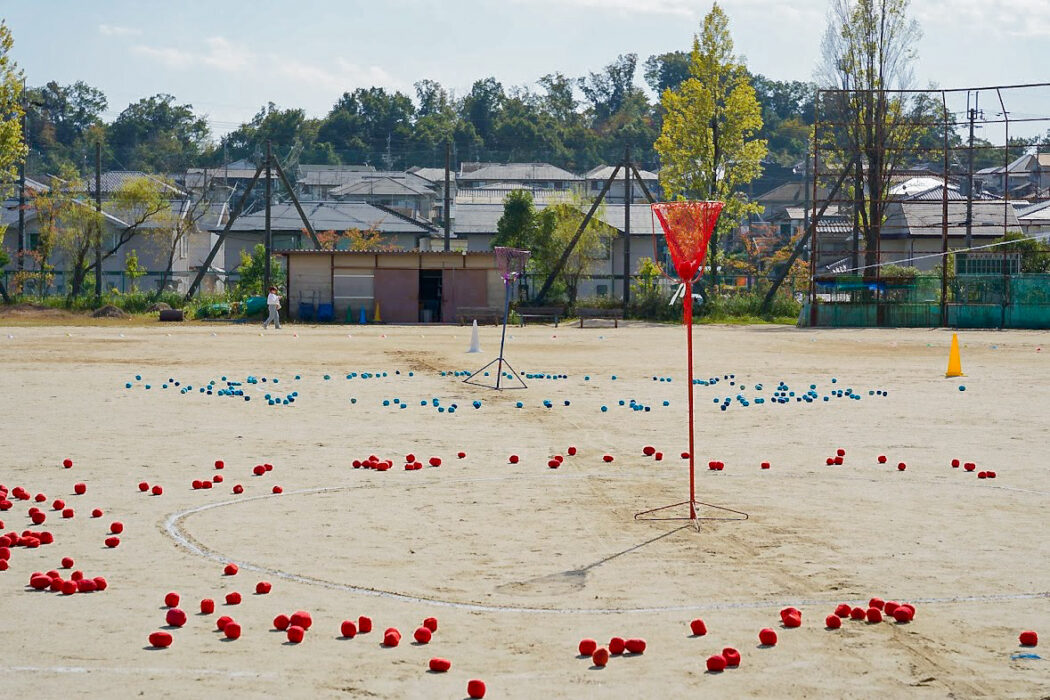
[330,176,434,198]
[583,165,658,181]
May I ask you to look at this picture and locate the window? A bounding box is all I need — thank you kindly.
[780,223,793,237]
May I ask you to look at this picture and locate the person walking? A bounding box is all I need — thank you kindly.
[263,285,281,329]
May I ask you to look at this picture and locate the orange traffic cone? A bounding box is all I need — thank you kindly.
[945,333,964,378]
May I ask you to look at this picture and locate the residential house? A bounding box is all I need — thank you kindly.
[296,164,376,199]
[878,199,1021,271]
[328,173,439,222]
[583,165,659,203]
[973,152,1050,199]
[456,162,582,204]
[1,186,228,294]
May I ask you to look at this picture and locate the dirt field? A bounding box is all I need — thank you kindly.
[0,320,1047,699]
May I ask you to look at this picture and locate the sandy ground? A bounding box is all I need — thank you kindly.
[0,319,1047,699]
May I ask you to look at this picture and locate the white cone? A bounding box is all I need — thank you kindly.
[467,319,481,353]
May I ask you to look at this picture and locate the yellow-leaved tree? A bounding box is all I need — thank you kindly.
[654,3,766,288]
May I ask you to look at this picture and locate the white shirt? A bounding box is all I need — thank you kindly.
[267,292,280,308]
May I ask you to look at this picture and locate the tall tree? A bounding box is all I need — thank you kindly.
[459,78,505,158]
[578,54,642,126]
[107,94,210,172]
[26,80,107,174]
[643,51,691,95]
[494,190,538,251]
[0,21,24,190]
[655,3,767,286]
[316,87,415,166]
[817,0,922,275]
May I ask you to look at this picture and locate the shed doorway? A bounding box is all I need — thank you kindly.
[419,269,443,322]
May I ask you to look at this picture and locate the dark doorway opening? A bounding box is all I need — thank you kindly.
[419,269,443,322]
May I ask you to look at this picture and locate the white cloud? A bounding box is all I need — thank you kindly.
[915,0,1050,38]
[131,45,195,69]
[99,24,141,37]
[274,58,400,94]
[132,36,254,73]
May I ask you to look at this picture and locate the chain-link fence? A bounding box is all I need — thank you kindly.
[806,273,1050,329]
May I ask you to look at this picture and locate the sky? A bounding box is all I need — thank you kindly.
[6,0,1050,140]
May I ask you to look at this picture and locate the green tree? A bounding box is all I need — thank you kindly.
[0,21,25,191]
[997,232,1050,273]
[655,3,767,287]
[25,80,107,175]
[643,51,691,94]
[534,197,613,305]
[494,190,539,251]
[123,249,144,292]
[235,243,285,298]
[107,94,210,172]
[817,0,922,276]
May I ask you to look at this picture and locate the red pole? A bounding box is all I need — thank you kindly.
[685,279,696,521]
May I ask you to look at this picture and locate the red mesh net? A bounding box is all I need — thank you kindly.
[651,201,725,282]
[494,246,530,283]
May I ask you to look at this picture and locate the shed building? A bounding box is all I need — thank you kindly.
[281,249,501,323]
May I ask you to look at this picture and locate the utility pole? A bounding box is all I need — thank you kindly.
[444,140,451,252]
[95,142,102,303]
[623,144,632,310]
[17,78,26,273]
[965,92,979,250]
[263,140,272,293]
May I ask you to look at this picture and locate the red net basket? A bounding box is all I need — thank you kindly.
[651,201,725,282]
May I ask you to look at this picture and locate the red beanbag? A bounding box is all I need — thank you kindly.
[578,638,597,656]
[690,618,707,636]
[624,638,646,654]
[1019,630,1038,646]
[383,628,401,647]
[423,617,438,632]
[340,620,357,638]
[149,631,173,648]
[609,637,625,655]
[224,621,241,640]
[467,679,486,699]
[286,625,305,643]
[290,611,312,629]
[591,647,609,667]
[706,654,727,672]
[759,628,777,646]
[165,608,187,627]
[414,626,432,644]
[722,647,741,667]
[273,614,290,631]
[358,616,372,633]
[429,657,451,672]
[825,614,842,629]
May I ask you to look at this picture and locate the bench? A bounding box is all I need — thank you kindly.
[516,305,564,327]
[577,307,624,328]
[457,306,503,325]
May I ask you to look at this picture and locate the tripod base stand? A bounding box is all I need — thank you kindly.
[462,357,527,390]
[634,500,749,532]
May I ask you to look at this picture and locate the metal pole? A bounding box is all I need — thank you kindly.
[623,144,631,310]
[684,276,696,523]
[95,142,102,302]
[17,78,26,273]
[940,91,950,327]
[263,141,272,293]
[965,93,978,250]
[444,140,452,252]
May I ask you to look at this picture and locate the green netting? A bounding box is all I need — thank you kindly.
[808,273,1050,328]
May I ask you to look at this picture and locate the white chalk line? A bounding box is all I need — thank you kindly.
[163,474,1050,615]
[0,665,277,679]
